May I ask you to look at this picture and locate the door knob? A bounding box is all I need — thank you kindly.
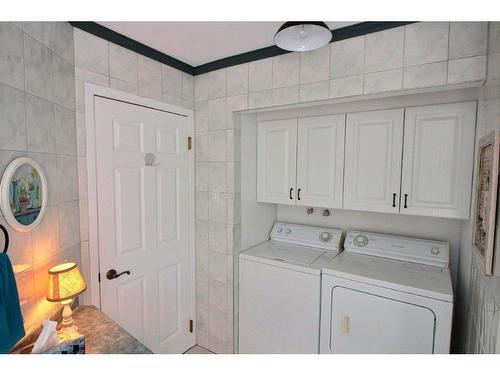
[106,269,131,280]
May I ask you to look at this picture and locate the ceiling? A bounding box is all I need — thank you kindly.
[99,22,358,67]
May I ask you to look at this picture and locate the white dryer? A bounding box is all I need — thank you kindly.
[239,222,343,353]
[318,231,453,354]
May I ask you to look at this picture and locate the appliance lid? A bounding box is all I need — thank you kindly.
[344,231,449,268]
[321,251,453,302]
[270,222,343,251]
[241,241,327,267]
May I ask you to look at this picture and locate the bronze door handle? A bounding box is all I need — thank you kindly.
[106,269,131,280]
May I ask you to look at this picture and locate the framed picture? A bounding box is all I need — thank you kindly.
[472,131,500,275]
[0,157,48,232]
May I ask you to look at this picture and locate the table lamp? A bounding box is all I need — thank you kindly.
[47,262,86,330]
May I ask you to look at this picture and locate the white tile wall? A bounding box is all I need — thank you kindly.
[227,64,249,96]
[249,58,272,92]
[403,61,447,89]
[456,22,500,353]
[404,22,449,66]
[74,28,109,75]
[329,75,364,98]
[0,23,25,90]
[364,68,403,94]
[208,69,227,99]
[449,22,488,59]
[299,80,330,102]
[365,27,404,72]
[272,53,299,88]
[138,55,161,93]
[273,85,299,106]
[447,55,487,84]
[248,89,273,109]
[330,36,365,79]
[0,83,26,150]
[0,22,80,332]
[109,43,138,84]
[299,45,330,84]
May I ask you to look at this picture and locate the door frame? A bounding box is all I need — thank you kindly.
[83,83,196,327]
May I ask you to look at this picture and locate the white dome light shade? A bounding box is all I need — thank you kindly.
[274,22,332,52]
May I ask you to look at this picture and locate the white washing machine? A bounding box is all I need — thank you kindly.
[239,222,343,353]
[319,231,454,354]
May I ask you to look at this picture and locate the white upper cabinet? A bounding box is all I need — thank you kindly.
[401,102,476,219]
[296,114,346,208]
[344,109,404,213]
[256,101,476,220]
[257,119,297,204]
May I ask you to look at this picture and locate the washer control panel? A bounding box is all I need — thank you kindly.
[320,231,333,242]
[270,222,343,251]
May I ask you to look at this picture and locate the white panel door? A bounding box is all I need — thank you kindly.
[95,97,194,353]
[344,109,404,213]
[401,102,476,219]
[296,114,345,208]
[330,287,435,353]
[257,119,297,204]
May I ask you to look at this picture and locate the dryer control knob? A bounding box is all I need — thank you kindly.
[320,232,332,242]
[285,228,291,234]
[431,247,440,255]
[353,235,369,247]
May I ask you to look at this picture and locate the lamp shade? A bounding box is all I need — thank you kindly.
[47,262,86,302]
[274,22,332,52]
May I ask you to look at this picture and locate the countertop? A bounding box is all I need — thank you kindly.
[73,305,152,354]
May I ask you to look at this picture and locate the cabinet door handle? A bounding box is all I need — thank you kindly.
[392,193,396,208]
[289,188,293,200]
[404,194,408,208]
[298,188,301,201]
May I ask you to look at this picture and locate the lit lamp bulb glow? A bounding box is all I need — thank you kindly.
[47,262,86,330]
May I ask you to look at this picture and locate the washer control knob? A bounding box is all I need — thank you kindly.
[431,247,440,255]
[353,235,369,247]
[320,232,333,242]
[285,228,291,234]
[277,227,283,233]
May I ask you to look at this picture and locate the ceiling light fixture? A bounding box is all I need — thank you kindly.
[274,21,332,52]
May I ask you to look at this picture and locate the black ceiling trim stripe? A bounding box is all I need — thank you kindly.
[332,21,415,41]
[195,45,289,75]
[69,21,416,77]
[195,21,415,75]
[69,21,195,75]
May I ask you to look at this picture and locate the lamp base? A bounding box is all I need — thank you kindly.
[61,300,78,331]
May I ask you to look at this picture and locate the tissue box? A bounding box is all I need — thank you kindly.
[41,334,85,354]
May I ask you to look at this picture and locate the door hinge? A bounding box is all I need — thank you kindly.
[98,273,101,283]
[189,319,193,333]
[187,136,192,150]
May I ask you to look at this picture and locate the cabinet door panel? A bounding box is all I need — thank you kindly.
[296,114,345,208]
[344,109,404,213]
[401,102,476,219]
[257,119,297,204]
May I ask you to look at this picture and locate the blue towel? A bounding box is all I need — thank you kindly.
[0,253,25,353]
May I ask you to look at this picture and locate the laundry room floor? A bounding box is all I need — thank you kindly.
[184,346,214,354]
